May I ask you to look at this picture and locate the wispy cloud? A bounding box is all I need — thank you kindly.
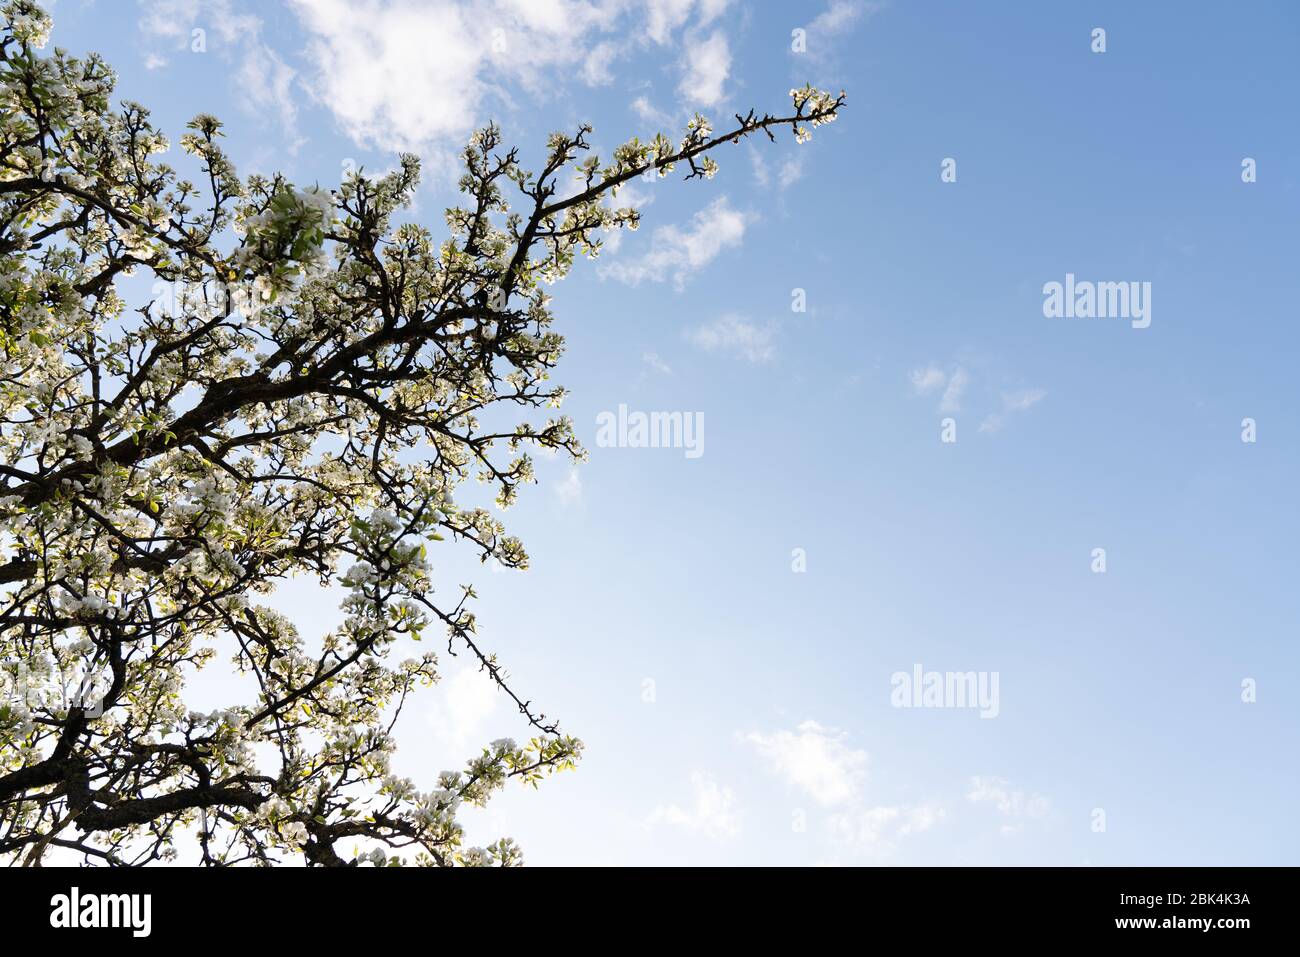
[827,802,944,848]
[601,196,751,289]
[424,663,500,750]
[750,146,807,190]
[140,0,303,151]
[912,363,1045,430]
[581,0,738,99]
[237,44,303,152]
[582,40,620,85]
[743,720,944,856]
[631,94,675,129]
[810,0,870,35]
[645,0,696,45]
[646,772,741,839]
[688,314,776,364]
[909,364,947,395]
[908,363,970,413]
[642,351,673,375]
[940,368,969,413]
[284,0,622,157]
[679,28,731,106]
[554,467,583,506]
[979,388,1047,433]
[967,775,1051,835]
[646,0,733,45]
[798,0,878,60]
[742,720,867,806]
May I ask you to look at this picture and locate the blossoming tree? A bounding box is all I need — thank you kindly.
[0,0,844,865]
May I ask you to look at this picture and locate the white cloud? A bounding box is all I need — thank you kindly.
[639,0,733,106]
[140,0,302,149]
[695,0,734,25]
[912,365,1045,430]
[600,196,750,289]
[286,0,623,156]
[642,351,673,375]
[554,467,583,506]
[801,0,876,58]
[1002,388,1047,413]
[289,0,483,154]
[749,146,806,191]
[809,0,869,36]
[828,802,944,848]
[742,720,867,806]
[687,314,775,364]
[143,0,744,158]
[590,0,738,92]
[743,720,944,857]
[582,40,619,85]
[631,95,675,129]
[908,363,968,411]
[909,365,946,395]
[596,177,655,255]
[237,44,304,153]
[646,772,740,839]
[967,775,1050,835]
[778,152,807,189]
[644,0,695,44]
[610,178,655,210]
[979,388,1047,433]
[939,367,969,413]
[425,663,500,749]
[139,0,260,45]
[678,28,731,106]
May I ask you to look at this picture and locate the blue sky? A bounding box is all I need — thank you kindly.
[43,0,1300,864]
